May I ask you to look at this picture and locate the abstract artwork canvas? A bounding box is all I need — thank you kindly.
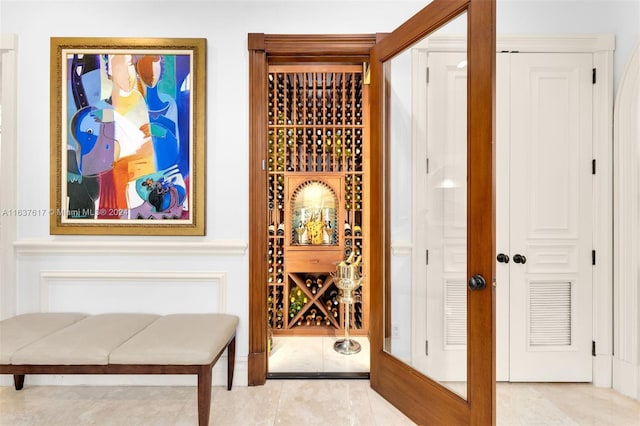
[50,38,206,235]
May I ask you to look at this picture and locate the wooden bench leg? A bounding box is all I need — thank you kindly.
[227,336,235,391]
[197,365,212,426]
[14,374,25,391]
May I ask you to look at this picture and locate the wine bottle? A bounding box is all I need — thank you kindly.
[344,222,352,236]
[345,251,355,264]
[324,138,334,157]
[329,289,340,306]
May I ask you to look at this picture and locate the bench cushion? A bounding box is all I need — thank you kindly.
[0,313,88,364]
[10,314,160,365]
[109,314,239,365]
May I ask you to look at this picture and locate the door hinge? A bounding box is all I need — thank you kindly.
[425,340,429,356]
[426,158,430,174]
[426,67,429,84]
[592,159,596,175]
[592,341,596,356]
[592,68,597,84]
[262,159,266,171]
[592,250,596,265]
[426,250,429,265]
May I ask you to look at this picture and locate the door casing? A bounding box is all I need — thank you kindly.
[247,33,377,386]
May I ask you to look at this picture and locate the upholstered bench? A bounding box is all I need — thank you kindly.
[0,312,238,426]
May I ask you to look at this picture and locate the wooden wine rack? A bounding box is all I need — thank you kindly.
[266,64,368,336]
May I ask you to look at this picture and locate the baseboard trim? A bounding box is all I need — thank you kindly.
[613,357,639,400]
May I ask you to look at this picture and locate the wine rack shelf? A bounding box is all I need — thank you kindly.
[266,64,368,337]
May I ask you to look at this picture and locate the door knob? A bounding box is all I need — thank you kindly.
[513,254,527,264]
[497,253,510,263]
[468,274,487,291]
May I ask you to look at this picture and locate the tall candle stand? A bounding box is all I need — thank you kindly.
[332,263,363,355]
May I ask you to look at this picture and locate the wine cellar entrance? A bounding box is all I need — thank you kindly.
[267,66,369,341]
[248,34,376,384]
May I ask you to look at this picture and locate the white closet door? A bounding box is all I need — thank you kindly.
[421,51,468,382]
[417,50,594,383]
[508,53,594,381]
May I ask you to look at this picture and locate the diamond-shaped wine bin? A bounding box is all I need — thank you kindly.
[331,258,363,354]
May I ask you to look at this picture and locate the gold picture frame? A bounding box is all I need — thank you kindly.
[50,37,206,235]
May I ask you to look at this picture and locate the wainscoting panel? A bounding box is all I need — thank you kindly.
[40,271,227,314]
[5,239,249,387]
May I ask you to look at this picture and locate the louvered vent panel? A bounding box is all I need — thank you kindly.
[529,281,572,346]
[445,280,467,346]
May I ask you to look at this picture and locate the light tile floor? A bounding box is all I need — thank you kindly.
[269,336,370,373]
[2,338,639,425]
[1,381,639,425]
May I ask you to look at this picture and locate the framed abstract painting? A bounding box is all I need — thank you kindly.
[50,37,206,235]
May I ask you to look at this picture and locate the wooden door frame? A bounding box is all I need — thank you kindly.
[369,0,496,424]
[247,34,377,385]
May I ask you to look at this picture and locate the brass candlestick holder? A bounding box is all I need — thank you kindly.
[332,260,363,355]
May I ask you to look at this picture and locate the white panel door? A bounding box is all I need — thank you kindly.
[416,50,594,382]
[508,53,593,381]
[419,51,468,382]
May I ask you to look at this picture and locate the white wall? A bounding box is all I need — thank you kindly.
[1,0,638,387]
[497,0,640,90]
